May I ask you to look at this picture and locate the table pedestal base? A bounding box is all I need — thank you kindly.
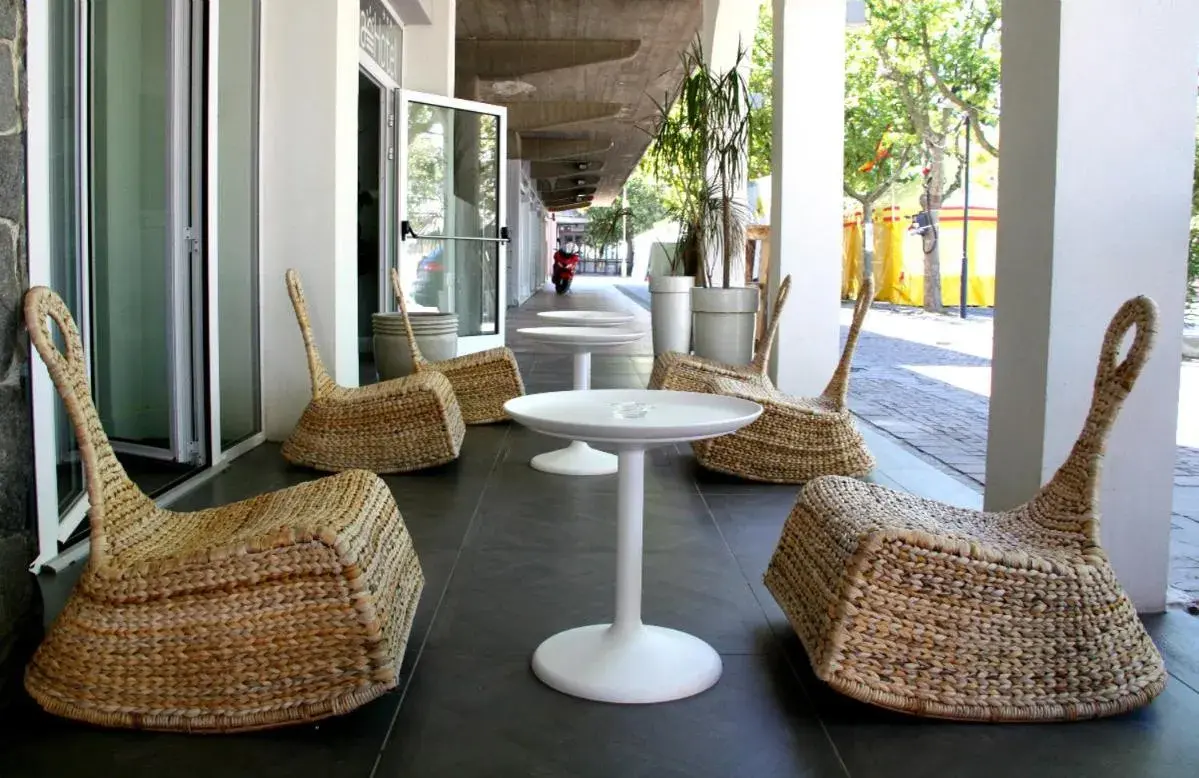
[530,440,618,476]
[532,623,722,704]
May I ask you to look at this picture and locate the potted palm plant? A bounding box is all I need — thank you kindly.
[647,40,757,364]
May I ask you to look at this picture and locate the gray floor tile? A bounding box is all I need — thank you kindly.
[0,690,403,778]
[375,650,848,778]
[427,545,772,656]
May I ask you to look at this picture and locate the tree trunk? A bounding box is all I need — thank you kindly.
[923,144,946,312]
[861,199,874,292]
[721,168,733,289]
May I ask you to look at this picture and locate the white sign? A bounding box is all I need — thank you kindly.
[360,0,401,83]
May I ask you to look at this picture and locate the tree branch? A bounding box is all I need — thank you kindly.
[941,147,965,202]
[918,18,1000,156]
[876,44,937,144]
[865,146,916,202]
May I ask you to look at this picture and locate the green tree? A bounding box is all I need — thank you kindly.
[584,172,670,256]
[747,1,773,180]
[843,31,920,285]
[865,0,1001,311]
[1189,136,1199,302]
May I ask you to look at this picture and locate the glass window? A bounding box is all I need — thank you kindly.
[48,0,83,512]
[215,0,261,447]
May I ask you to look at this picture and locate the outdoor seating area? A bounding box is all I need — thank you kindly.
[5,279,1199,776]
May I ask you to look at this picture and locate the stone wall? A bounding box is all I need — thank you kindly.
[0,0,34,714]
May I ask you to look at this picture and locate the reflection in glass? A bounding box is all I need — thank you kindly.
[48,0,83,511]
[403,102,501,337]
[216,0,261,447]
[90,0,173,447]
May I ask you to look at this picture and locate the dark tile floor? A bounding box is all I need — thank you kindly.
[5,278,1199,777]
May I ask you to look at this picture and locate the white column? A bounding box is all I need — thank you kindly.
[768,0,844,395]
[259,0,360,440]
[703,0,762,70]
[985,0,1199,612]
[402,0,455,96]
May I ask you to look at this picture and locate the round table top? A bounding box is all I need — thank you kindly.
[517,326,646,350]
[504,389,763,446]
[537,310,636,327]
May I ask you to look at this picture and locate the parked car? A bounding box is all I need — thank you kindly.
[412,246,445,307]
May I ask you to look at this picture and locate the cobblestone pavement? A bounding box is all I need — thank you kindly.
[846,303,1199,606]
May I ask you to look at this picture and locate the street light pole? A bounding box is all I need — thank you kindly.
[960,113,971,319]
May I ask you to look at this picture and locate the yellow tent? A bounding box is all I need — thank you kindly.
[843,205,996,307]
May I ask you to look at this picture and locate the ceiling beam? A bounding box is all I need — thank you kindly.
[545,197,595,210]
[530,160,607,180]
[518,137,614,162]
[537,179,599,195]
[547,202,592,213]
[458,39,641,79]
[504,101,622,132]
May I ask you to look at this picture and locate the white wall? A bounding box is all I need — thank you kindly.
[506,159,523,306]
[259,0,360,440]
[402,0,455,96]
[986,0,1199,612]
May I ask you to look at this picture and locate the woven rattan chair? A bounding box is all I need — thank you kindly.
[765,295,1167,722]
[388,268,525,424]
[691,277,875,483]
[22,286,425,732]
[648,275,793,393]
[283,269,464,473]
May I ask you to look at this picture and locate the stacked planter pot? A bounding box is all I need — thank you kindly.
[648,275,694,356]
[691,287,759,366]
[372,311,458,380]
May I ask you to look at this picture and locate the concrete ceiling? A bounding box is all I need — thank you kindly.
[456,0,702,206]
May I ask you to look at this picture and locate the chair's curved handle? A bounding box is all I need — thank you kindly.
[1036,294,1158,531]
[1093,295,1157,402]
[24,286,85,381]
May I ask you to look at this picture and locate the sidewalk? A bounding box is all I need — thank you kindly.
[846,303,1199,608]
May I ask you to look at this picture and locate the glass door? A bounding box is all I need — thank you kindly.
[89,0,202,466]
[398,91,508,354]
[29,0,209,571]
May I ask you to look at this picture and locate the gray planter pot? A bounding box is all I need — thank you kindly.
[691,287,759,366]
[649,275,694,356]
[372,312,458,380]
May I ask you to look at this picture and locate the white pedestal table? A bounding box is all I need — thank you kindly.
[537,310,636,327]
[516,326,646,476]
[503,388,763,704]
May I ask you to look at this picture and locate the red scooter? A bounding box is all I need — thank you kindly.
[552,243,580,294]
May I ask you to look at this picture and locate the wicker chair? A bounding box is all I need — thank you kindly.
[282,269,464,473]
[389,268,525,424]
[648,275,793,393]
[765,295,1167,722]
[691,277,875,483]
[22,286,425,732]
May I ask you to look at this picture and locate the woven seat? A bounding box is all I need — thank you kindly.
[692,278,875,483]
[23,286,425,732]
[282,270,464,473]
[389,268,525,424]
[765,295,1167,722]
[648,275,793,393]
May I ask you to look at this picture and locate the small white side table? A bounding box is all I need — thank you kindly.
[537,310,636,327]
[504,389,763,704]
[516,326,647,476]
